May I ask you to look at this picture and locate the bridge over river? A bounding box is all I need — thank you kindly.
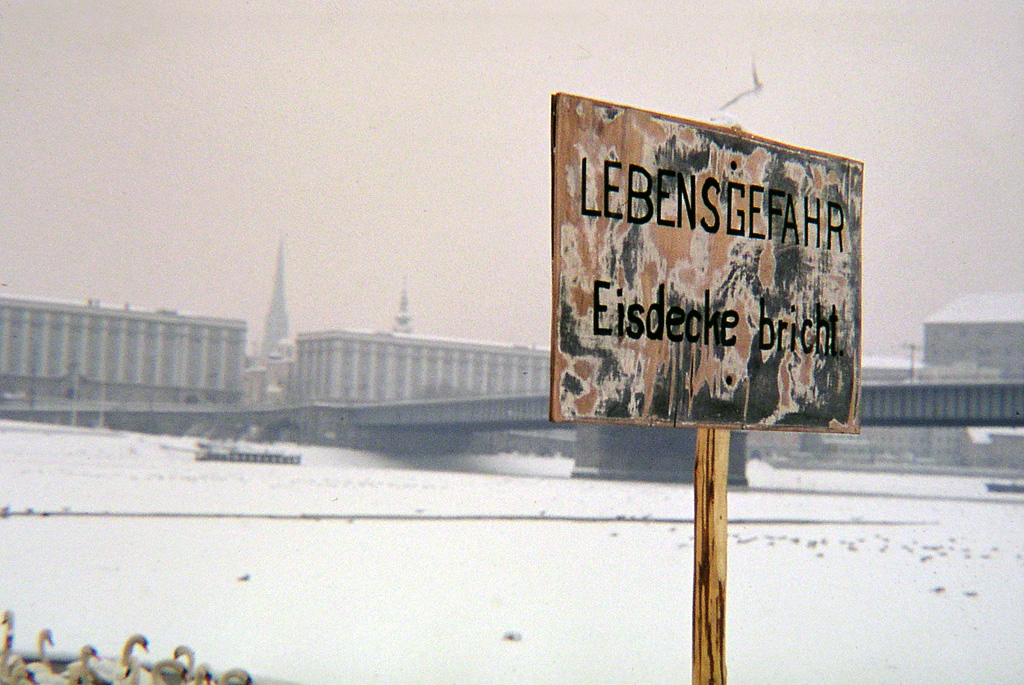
[1,381,1021,483]
[336,381,1024,429]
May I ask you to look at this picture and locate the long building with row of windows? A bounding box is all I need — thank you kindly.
[257,272,549,405]
[0,294,246,404]
[0,287,550,409]
[293,329,549,404]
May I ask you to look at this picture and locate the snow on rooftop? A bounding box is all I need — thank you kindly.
[299,327,549,353]
[0,291,243,324]
[925,292,1024,324]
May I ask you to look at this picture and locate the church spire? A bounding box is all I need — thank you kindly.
[262,240,290,358]
[393,279,413,334]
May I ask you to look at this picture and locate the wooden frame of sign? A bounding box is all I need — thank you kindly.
[550,93,863,684]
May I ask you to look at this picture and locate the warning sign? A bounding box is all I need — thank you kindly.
[550,93,863,432]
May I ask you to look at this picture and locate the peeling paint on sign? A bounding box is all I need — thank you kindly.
[550,93,863,433]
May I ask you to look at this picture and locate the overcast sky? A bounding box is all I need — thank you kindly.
[1,1,1021,358]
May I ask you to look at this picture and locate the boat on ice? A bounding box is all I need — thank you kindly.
[985,480,1024,494]
[195,440,301,466]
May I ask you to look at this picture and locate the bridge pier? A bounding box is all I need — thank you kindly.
[572,425,748,485]
[344,426,477,456]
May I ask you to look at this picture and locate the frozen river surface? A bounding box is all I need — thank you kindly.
[1,421,1022,684]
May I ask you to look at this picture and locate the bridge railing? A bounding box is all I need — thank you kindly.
[860,381,1024,426]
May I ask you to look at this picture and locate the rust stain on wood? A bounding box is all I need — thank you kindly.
[550,93,863,433]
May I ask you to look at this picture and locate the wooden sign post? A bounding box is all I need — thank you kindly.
[549,93,863,684]
[693,427,730,684]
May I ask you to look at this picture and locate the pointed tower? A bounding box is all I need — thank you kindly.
[262,240,290,358]
[393,280,413,334]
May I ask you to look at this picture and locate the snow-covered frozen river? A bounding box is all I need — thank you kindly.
[1,420,1022,684]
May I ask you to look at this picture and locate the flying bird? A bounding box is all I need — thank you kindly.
[719,60,764,110]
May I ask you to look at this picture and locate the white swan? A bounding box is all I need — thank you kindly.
[25,629,67,685]
[29,628,54,673]
[150,658,187,685]
[172,646,194,681]
[87,633,147,685]
[190,663,213,685]
[63,645,102,685]
[109,634,152,685]
[6,657,34,685]
[215,668,252,685]
[1,610,14,682]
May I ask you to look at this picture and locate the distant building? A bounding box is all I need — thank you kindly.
[295,329,548,403]
[923,293,1024,380]
[0,294,245,405]
[293,284,548,404]
[787,425,969,470]
[243,340,295,406]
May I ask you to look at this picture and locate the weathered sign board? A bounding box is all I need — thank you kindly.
[550,93,863,432]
